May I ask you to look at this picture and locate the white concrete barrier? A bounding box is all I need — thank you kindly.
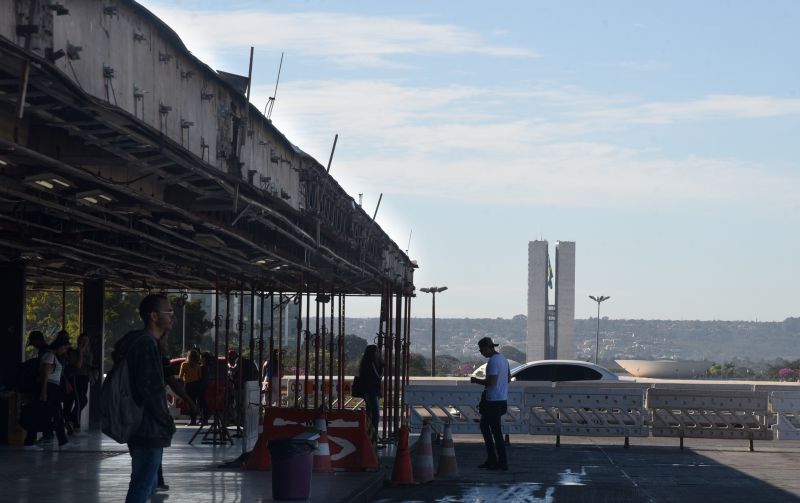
[769,391,800,440]
[402,380,795,445]
[647,388,771,441]
[405,384,526,434]
[525,386,648,438]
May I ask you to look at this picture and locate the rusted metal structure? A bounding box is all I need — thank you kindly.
[0,0,415,441]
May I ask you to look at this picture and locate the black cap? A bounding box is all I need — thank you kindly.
[26,330,45,346]
[478,337,499,348]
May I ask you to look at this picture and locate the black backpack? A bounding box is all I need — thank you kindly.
[15,357,41,394]
[101,334,146,443]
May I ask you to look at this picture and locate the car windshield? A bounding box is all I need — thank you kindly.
[511,362,614,382]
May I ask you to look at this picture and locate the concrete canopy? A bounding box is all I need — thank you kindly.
[0,1,415,294]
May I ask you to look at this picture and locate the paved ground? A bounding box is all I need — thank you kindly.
[0,425,382,503]
[372,434,800,502]
[4,429,800,502]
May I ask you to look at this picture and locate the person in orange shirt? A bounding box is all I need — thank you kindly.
[178,349,203,425]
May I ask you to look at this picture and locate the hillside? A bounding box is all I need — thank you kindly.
[343,316,800,364]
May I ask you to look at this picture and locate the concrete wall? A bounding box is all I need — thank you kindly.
[527,240,548,361]
[555,240,576,359]
[4,0,303,210]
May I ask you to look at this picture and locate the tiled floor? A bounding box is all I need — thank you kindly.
[0,425,384,502]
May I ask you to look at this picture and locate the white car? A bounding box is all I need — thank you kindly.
[470,360,523,379]
[510,360,619,382]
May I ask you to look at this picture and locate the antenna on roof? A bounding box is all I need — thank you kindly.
[406,229,412,255]
[326,134,338,174]
[371,193,383,222]
[245,46,254,103]
[264,52,284,121]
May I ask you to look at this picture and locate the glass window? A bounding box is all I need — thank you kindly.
[554,364,602,381]
[513,364,554,381]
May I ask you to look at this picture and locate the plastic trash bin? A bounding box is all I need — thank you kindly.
[269,438,318,500]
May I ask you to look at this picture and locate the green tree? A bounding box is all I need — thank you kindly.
[103,290,146,369]
[409,353,429,376]
[436,354,462,376]
[708,361,736,378]
[167,295,214,358]
[344,335,368,365]
[26,289,80,343]
[501,346,527,364]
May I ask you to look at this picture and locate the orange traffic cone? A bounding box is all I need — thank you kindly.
[391,424,415,485]
[358,418,380,470]
[436,422,458,477]
[411,422,435,483]
[313,415,333,473]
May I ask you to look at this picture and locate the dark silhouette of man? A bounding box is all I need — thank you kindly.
[470,337,510,470]
[112,294,176,503]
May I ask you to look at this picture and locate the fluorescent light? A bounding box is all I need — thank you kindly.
[77,190,114,205]
[0,158,8,166]
[25,173,74,190]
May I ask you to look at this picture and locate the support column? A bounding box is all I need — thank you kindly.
[82,279,104,430]
[0,263,25,391]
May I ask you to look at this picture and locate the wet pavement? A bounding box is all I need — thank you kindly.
[372,434,800,502]
[0,425,382,502]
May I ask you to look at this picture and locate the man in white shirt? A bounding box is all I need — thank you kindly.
[469,337,510,470]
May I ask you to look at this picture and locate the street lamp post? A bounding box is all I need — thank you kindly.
[588,295,610,365]
[176,291,189,355]
[420,286,448,376]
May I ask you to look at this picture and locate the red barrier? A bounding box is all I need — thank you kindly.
[243,408,317,470]
[244,408,378,471]
[327,409,379,471]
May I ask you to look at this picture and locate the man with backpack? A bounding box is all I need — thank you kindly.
[109,294,176,503]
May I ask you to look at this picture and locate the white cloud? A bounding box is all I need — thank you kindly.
[138,3,537,68]
[255,79,800,209]
[345,146,800,210]
[584,94,800,124]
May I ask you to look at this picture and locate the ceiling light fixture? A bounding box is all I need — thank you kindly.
[24,173,74,190]
[77,189,115,205]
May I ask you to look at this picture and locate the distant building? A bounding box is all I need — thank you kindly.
[555,241,576,359]
[527,241,549,360]
[527,240,576,360]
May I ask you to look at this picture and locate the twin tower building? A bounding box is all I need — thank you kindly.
[527,240,576,361]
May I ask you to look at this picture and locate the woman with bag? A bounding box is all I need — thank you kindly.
[358,345,384,446]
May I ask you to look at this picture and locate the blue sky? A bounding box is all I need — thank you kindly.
[141,1,799,321]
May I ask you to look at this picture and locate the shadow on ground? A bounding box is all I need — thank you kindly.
[372,438,800,502]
